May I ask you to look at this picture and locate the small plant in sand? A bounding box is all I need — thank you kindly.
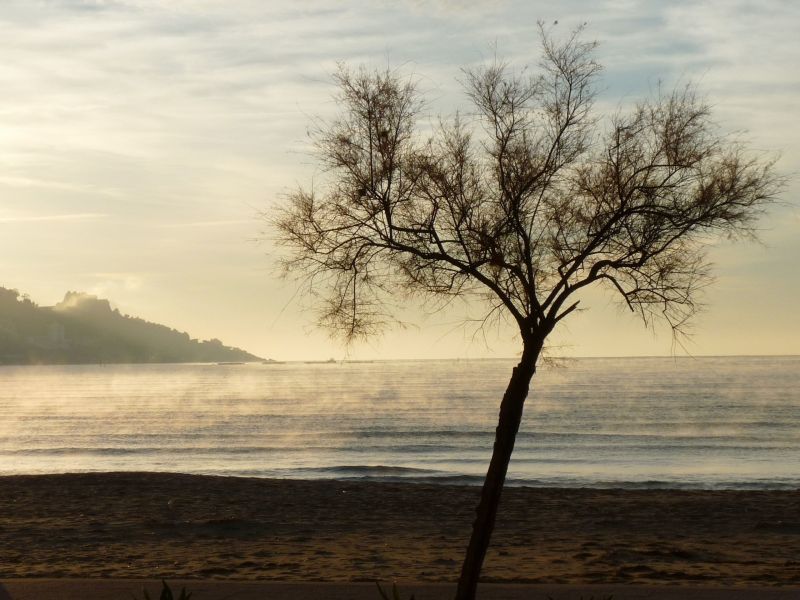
[134,580,193,600]
[376,581,416,600]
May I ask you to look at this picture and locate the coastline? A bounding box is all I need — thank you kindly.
[0,472,798,586]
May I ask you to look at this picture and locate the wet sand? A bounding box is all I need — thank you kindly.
[0,472,798,586]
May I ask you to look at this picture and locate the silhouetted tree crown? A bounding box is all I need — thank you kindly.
[274,26,780,347]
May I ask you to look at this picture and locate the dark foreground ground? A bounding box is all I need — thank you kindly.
[0,473,798,587]
[1,580,800,600]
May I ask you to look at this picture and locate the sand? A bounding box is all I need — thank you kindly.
[2,580,800,600]
[0,472,798,590]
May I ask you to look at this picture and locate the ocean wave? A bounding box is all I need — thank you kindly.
[286,464,446,477]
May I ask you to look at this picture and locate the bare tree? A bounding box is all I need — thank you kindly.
[272,25,781,600]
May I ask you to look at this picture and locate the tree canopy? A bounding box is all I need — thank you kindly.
[274,26,780,349]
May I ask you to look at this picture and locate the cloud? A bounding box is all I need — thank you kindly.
[87,272,145,299]
[0,213,107,224]
[158,219,254,228]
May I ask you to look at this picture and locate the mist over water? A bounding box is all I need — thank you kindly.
[1,356,798,489]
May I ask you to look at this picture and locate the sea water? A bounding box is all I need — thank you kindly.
[0,356,798,489]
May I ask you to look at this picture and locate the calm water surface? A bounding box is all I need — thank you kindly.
[1,356,798,489]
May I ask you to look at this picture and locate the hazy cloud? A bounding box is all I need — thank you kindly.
[158,219,254,228]
[0,213,107,224]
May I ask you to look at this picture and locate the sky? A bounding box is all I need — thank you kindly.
[1,0,798,361]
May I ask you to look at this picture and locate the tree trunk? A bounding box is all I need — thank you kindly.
[454,339,541,600]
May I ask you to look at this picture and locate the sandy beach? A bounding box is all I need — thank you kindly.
[0,472,798,589]
[2,580,800,600]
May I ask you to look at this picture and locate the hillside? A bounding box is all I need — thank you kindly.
[0,287,262,365]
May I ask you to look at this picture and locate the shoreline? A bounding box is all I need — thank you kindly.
[4,470,799,491]
[1,472,799,586]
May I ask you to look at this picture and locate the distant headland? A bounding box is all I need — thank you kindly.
[0,287,263,365]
